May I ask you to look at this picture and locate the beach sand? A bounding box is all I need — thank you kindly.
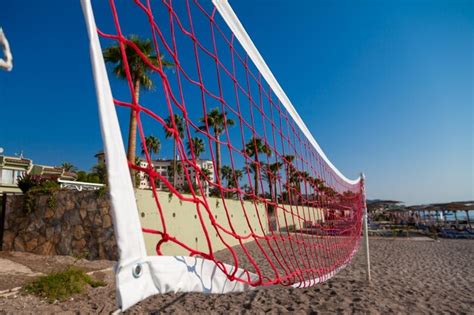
[0,238,473,314]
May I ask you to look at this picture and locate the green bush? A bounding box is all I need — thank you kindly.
[17,174,43,193]
[23,267,106,303]
[18,174,60,194]
[35,180,60,193]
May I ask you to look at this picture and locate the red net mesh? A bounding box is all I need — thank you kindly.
[97,0,364,287]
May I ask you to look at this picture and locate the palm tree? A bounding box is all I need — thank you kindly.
[103,35,174,185]
[221,165,233,187]
[187,137,205,159]
[164,114,185,187]
[309,177,326,199]
[322,185,337,200]
[199,167,212,181]
[263,161,282,201]
[220,165,233,198]
[281,155,295,202]
[297,171,311,204]
[230,169,244,188]
[221,165,244,198]
[244,137,272,195]
[91,162,107,184]
[197,167,212,197]
[299,171,310,191]
[199,107,235,182]
[142,135,160,160]
[61,162,77,173]
[288,170,305,199]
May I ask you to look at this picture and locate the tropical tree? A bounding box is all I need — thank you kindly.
[91,162,107,184]
[221,165,234,187]
[142,135,160,160]
[241,184,252,200]
[187,137,205,159]
[230,169,243,188]
[297,171,311,204]
[220,165,244,198]
[229,168,244,199]
[286,170,307,203]
[299,171,310,191]
[103,35,174,185]
[281,155,295,202]
[244,137,272,195]
[309,177,326,199]
[61,162,78,173]
[76,171,88,182]
[263,161,282,201]
[199,167,212,181]
[164,114,185,187]
[199,107,235,182]
[321,185,338,200]
[198,167,213,197]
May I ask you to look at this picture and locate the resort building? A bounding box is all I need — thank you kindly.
[29,165,77,181]
[0,151,78,193]
[94,151,216,195]
[0,155,32,193]
[137,159,215,196]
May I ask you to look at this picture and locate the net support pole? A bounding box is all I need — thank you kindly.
[361,173,371,283]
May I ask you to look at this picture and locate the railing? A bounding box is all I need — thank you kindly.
[57,179,105,191]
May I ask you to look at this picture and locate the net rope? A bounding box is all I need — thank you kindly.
[97,0,364,288]
[0,28,13,71]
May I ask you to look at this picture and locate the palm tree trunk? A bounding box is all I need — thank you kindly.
[273,178,278,201]
[127,80,140,187]
[215,132,221,184]
[173,141,177,188]
[254,171,259,196]
[268,177,273,201]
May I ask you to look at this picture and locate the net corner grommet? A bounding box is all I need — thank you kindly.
[132,263,144,278]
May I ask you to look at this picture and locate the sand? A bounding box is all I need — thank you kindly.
[0,238,473,314]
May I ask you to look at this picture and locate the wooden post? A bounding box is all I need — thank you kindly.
[361,173,371,283]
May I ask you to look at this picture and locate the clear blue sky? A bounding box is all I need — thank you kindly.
[0,0,472,205]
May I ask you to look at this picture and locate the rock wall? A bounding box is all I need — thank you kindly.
[1,190,117,260]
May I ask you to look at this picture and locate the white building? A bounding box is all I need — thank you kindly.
[0,151,77,193]
[0,155,32,193]
[137,158,215,196]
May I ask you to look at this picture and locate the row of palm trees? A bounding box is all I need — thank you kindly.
[102,36,342,202]
[141,122,339,203]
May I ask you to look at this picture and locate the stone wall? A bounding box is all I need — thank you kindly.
[1,190,117,260]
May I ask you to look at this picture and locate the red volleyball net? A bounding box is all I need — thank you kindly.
[90,0,364,290]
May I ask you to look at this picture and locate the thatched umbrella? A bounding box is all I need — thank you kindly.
[407,204,442,224]
[431,201,474,228]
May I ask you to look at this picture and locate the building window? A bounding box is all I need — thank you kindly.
[0,169,24,185]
